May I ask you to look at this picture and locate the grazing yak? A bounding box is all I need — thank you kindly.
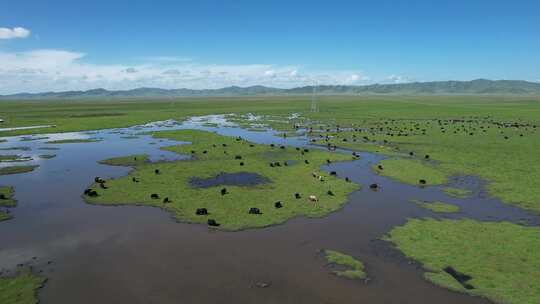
[274,201,283,208]
[83,189,98,197]
[235,155,242,160]
[94,177,106,183]
[419,179,427,185]
[304,160,310,164]
[377,165,384,170]
[132,177,140,183]
[163,197,171,203]
[295,193,301,199]
[308,195,318,202]
[154,169,160,175]
[221,188,228,195]
[249,208,262,215]
[150,193,160,199]
[327,190,334,196]
[196,208,208,215]
[0,194,5,200]
[345,177,350,182]
[330,171,337,176]
[207,219,220,227]
[239,162,244,166]
[99,183,108,189]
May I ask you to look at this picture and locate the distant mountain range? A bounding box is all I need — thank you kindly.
[2,79,540,100]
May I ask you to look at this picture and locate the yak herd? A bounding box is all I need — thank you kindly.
[82,138,351,228]
[83,118,520,227]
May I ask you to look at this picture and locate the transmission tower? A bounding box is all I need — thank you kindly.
[310,82,318,112]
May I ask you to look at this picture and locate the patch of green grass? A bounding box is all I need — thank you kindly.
[0,211,11,221]
[0,269,46,304]
[373,158,449,185]
[324,250,367,280]
[410,199,460,213]
[39,154,56,159]
[0,155,32,163]
[0,155,20,162]
[85,130,359,230]
[98,154,150,166]
[0,165,39,176]
[386,218,540,304]
[0,186,17,207]
[45,138,100,144]
[443,187,473,198]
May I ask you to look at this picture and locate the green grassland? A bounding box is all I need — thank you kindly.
[0,155,21,162]
[324,249,367,280]
[386,218,540,304]
[443,187,473,198]
[372,158,449,186]
[410,200,460,213]
[85,129,359,230]
[0,186,17,221]
[0,186,17,207]
[98,154,149,166]
[0,269,46,304]
[0,165,39,176]
[1,95,539,211]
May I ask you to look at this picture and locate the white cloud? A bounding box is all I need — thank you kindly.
[0,27,30,39]
[0,49,372,94]
[384,74,412,84]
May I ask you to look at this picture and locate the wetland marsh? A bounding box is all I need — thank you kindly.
[1,96,539,304]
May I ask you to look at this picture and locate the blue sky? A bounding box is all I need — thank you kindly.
[0,0,539,93]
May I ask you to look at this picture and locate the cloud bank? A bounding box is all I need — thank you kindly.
[0,27,30,39]
[0,49,371,94]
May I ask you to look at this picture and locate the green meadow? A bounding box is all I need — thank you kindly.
[386,219,540,304]
[323,249,367,280]
[85,129,358,230]
[0,269,46,304]
[0,165,39,176]
[410,200,460,213]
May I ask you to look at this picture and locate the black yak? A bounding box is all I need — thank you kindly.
[207,219,220,226]
[196,208,208,215]
[249,208,262,215]
[221,188,227,195]
[274,201,283,208]
[84,189,98,197]
[151,193,159,199]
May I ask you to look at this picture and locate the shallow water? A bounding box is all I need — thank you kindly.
[0,115,538,304]
[190,172,270,188]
